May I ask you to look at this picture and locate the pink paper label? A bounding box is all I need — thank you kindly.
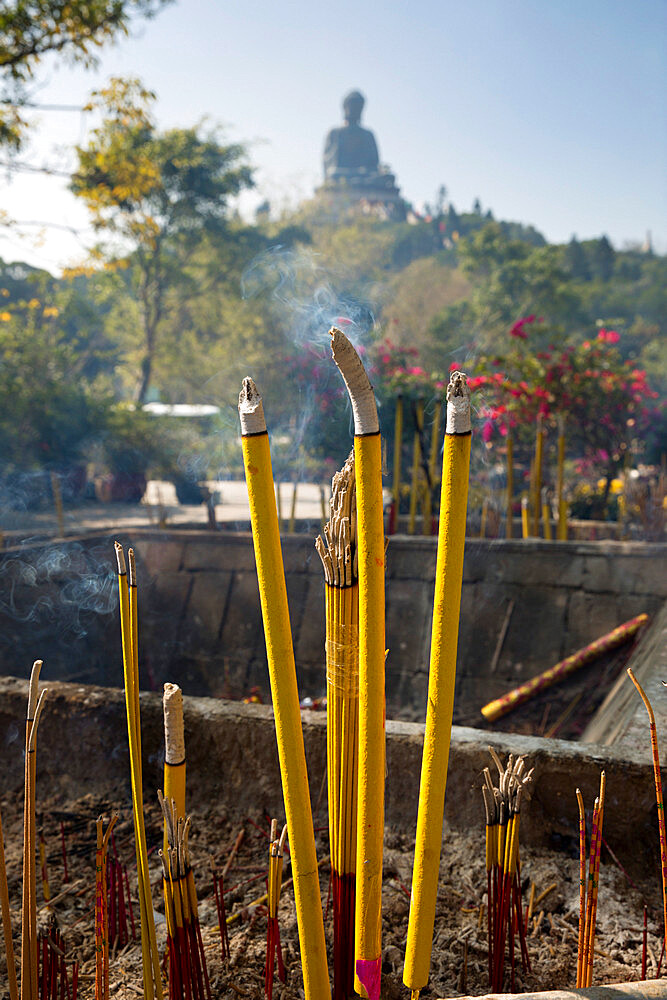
[356,957,381,1000]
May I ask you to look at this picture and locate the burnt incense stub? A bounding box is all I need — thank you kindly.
[446,371,471,435]
[330,327,379,436]
[238,377,267,436]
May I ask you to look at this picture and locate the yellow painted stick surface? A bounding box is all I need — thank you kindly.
[408,399,424,535]
[329,327,386,1000]
[239,379,330,1000]
[404,372,471,993]
[532,416,544,537]
[556,418,567,540]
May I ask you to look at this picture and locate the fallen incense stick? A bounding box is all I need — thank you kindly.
[481,613,649,722]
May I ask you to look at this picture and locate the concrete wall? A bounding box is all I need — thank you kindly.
[0,530,664,723]
[0,676,660,885]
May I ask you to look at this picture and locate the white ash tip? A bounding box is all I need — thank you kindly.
[445,370,471,434]
[329,326,379,436]
[163,682,185,765]
[238,377,267,435]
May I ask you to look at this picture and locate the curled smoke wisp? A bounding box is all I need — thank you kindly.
[0,540,117,639]
[241,245,379,460]
[241,245,376,348]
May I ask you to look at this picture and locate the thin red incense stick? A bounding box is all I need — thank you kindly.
[60,822,69,885]
[642,905,647,980]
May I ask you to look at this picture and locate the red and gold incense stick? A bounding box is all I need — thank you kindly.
[627,668,667,960]
[481,613,649,722]
[95,814,117,1000]
[0,803,18,1000]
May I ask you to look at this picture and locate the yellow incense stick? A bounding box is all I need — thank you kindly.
[521,496,529,539]
[330,328,386,1000]
[404,372,471,995]
[21,661,46,1000]
[506,434,514,539]
[238,378,330,1000]
[115,544,163,1000]
[163,683,186,856]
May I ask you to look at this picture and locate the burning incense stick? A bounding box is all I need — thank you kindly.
[316,452,359,1000]
[403,371,472,1000]
[391,394,403,534]
[21,660,47,1000]
[238,377,330,1000]
[481,613,649,722]
[330,328,385,1000]
[163,683,186,854]
[0,805,18,1000]
[505,434,514,539]
[577,773,605,987]
[114,543,163,1000]
[483,751,534,992]
[265,822,288,1000]
[627,668,667,961]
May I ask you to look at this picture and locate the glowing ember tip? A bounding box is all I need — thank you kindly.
[238,377,267,435]
[446,370,471,435]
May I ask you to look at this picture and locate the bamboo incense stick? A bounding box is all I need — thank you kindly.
[627,668,667,961]
[403,371,472,999]
[238,378,330,1000]
[481,613,649,722]
[0,804,18,1000]
[114,543,163,1000]
[330,327,385,1000]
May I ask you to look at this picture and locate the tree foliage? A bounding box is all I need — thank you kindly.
[71,77,255,402]
[0,0,169,149]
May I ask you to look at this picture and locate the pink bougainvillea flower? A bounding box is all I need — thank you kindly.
[482,420,494,442]
[597,328,620,344]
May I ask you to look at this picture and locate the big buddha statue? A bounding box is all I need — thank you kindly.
[320,91,403,215]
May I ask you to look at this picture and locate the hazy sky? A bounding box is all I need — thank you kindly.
[1,0,665,273]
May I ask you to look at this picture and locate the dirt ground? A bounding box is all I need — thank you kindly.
[0,787,663,999]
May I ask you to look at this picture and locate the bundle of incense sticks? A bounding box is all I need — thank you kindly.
[114,543,163,1000]
[37,920,78,1000]
[95,813,117,1000]
[265,819,288,1000]
[106,846,134,951]
[481,749,534,993]
[158,792,211,1000]
[576,772,606,987]
[330,328,386,1000]
[627,669,667,962]
[212,872,231,962]
[21,660,48,1000]
[0,803,18,1000]
[315,452,359,1000]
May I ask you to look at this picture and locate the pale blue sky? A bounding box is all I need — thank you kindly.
[1,0,665,272]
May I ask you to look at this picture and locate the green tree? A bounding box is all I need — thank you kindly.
[0,0,169,150]
[71,77,255,403]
